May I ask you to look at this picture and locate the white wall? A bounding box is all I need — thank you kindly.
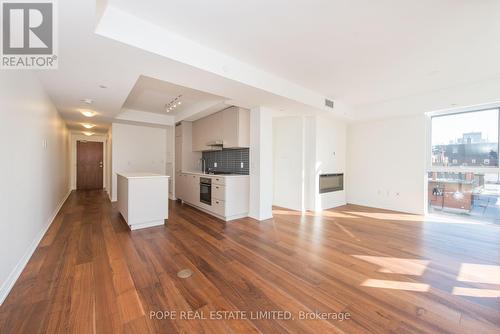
[249,107,274,220]
[0,72,70,304]
[165,126,174,197]
[273,117,305,211]
[111,123,172,201]
[106,127,113,199]
[272,114,347,212]
[70,133,109,190]
[347,115,426,214]
[354,77,500,121]
[314,115,347,211]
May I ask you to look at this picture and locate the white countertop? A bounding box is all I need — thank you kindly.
[182,171,249,178]
[117,172,170,179]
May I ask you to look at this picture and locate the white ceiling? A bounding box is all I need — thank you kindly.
[123,76,225,116]
[65,120,110,134]
[37,0,330,132]
[36,0,500,129]
[111,0,500,106]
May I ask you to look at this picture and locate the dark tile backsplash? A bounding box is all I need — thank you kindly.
[202,148,249,175]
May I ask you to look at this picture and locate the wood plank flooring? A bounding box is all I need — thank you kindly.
[0,190,499,333]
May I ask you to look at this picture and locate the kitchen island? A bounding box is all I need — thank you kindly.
[117,172,170,230]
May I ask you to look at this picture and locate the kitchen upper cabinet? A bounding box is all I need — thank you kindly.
[223,107,250,148]
[192,112,223,152]
[192,119,207,152]
[192,107,250,151]
[209,111,223,141]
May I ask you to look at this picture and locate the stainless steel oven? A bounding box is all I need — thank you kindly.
[200,177,212,205]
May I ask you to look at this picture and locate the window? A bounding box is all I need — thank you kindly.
[431,109,499,168]
[428,172,500,220]
[428,107,500,222]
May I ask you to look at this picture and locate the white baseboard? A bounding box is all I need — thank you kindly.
[0,189,72,305]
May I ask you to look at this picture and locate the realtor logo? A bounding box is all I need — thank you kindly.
[1,0,57,69]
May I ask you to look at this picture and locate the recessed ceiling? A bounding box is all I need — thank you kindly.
[36,0,500,125]
[111,0,500,106]
[122,75,225,115]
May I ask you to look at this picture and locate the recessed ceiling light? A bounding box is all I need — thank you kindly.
[83,132,94,136]
[82,123,95,129]
[80,110,96,117]
[80,98,94,105]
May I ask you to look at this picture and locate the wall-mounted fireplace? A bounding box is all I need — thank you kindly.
[319,173,344,193]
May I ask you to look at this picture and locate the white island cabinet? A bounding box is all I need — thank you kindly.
[117,173,170,230]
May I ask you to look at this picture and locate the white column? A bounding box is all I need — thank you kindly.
[249,106,274,221]
[303,116,318,212]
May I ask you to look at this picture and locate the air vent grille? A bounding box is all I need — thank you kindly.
[325,99,334,109]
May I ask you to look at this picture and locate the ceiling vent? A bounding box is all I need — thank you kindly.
[325,99,334,109]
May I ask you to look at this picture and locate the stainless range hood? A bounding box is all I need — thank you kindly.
[204,140,223,151]
[206,140,223,146]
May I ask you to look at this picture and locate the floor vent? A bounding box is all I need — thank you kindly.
[177,269,193,279]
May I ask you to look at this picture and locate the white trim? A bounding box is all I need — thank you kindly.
[425,101,500,117]
[182,202,249,222]
[427,166,500,174]
[0,189,72,305]
[128,219,166,231]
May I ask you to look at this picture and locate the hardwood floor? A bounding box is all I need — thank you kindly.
[1,190,499,333]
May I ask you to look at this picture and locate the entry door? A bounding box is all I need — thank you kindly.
[77,141,103,190]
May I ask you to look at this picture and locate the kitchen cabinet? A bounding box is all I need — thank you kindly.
[192,107,249,151]
[176,173,188,200]
[187,174,199,204]
[223,107,250,148]
[178,172,249,221]
[212,183,225,200]
[192,112,223,152]
[175,122,201,199]
[177,173,199,205]
[192,118,210,152]
[176,173,183,199]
